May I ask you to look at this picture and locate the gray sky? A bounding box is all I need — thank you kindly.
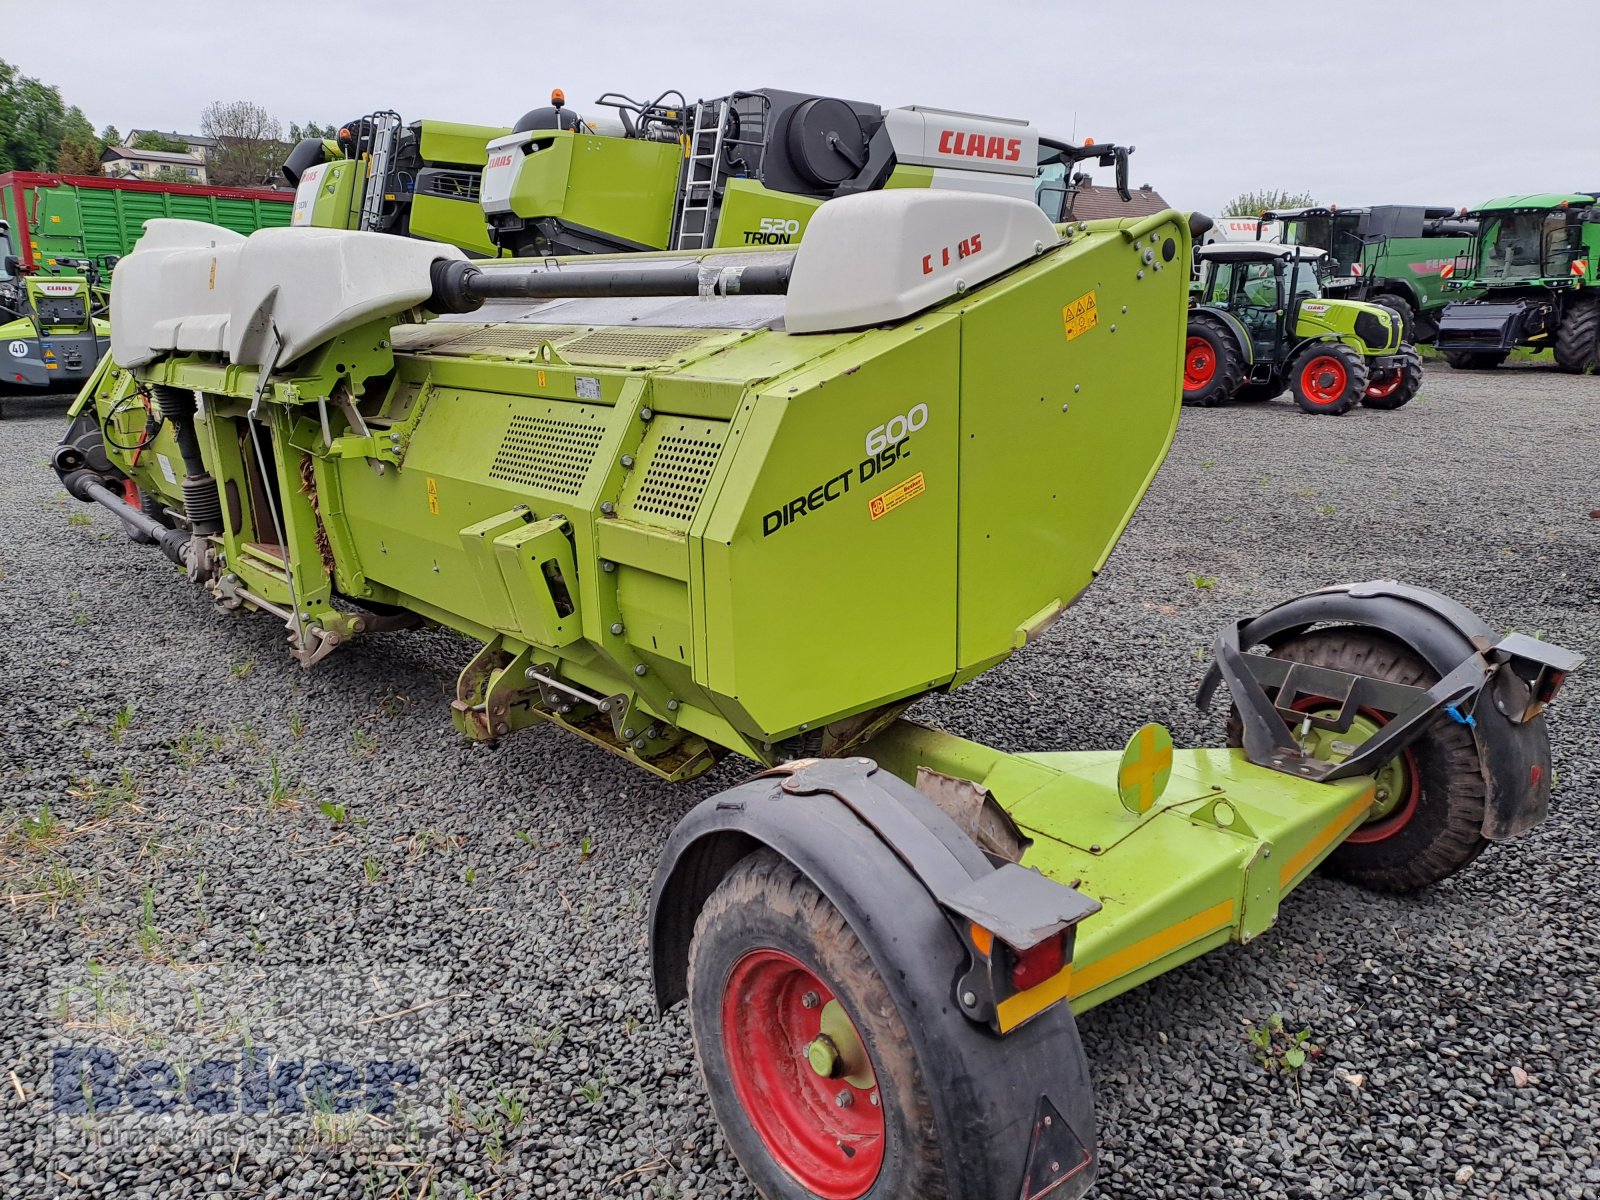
[7,0,1596,214]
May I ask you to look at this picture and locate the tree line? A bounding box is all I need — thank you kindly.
[1,57,334,187]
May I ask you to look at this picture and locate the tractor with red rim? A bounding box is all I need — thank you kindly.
[1184,242,1423,414]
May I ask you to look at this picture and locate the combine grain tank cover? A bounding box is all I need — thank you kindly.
[784,190,1060,333]
[111,220,465,368]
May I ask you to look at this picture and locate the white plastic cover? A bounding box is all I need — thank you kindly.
[883,106,1039,179]
[110,219,465,369]
[784,191,1060,334]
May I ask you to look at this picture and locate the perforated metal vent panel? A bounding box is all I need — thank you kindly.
[488,409,606,496]
[624,419,729,526]
[560,329,713,364]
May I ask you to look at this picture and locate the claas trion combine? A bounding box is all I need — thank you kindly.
[285,87,1136,261]
[55,189,1579,1199]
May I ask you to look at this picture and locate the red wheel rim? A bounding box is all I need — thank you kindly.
[1290,699,1421,843]
[1299,355,1348,405]
[1184,336,1217,391]
[1365,369,1403,399]
[721,949,885,1198]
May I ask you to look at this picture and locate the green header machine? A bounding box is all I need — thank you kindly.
[1436,192,1600,372]
[1261,204,1478,342]
[55,186,1577,1198]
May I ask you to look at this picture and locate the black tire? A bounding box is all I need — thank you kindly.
[1441,349,1508,370]
[1361,345,1423,410]
[687,850,946,1200]
[1288,342,1368,415]
[1368,294,1415,344]
[1182,316,1245,407]
[1553,296,1600,373]
[1226,629,1486,892]
[1234,380,1283,403]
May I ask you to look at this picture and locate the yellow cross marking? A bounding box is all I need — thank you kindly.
[1118,723,1173,814]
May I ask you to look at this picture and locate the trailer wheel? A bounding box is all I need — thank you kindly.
[1289,343,1368,415]
[1553,296,1600,373]
[1369,295,1415,344]
[1442,349,1507,370]
[686,850,945,1200]
[1362,346,1423,409]
[1227,629,1486,892]
[1182,316,1243,406]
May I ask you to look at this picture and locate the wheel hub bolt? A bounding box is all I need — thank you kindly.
[869,1092,880,1107]
[834,1089,853,1108]
[1375,787,1389,802]
[801,990,820,1009]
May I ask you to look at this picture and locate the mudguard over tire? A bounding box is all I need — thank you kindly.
[1225,629,1488,891]
[1362,345,1423,409]
[1553,296,1600,373]
[1198,581,1574,887]
[1183,314,1245,406]
[1289,342,1368,415]
[651,762,1099,1200]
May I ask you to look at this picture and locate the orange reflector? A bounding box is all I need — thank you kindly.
[969,923,993,957]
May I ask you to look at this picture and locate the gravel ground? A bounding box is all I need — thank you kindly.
[2,365,1597,1200]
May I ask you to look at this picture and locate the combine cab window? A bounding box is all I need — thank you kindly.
[0,230,14,281]
[1285,216,1331,250]
[1479,212,1567,281]
[1035,163,1069,223]
[1285,215,1361,273]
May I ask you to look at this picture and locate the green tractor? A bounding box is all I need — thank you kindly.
[1184,243,1422,414]
[1263,204,1478,342]
[0,219,110,394]
[1436,192,1600,372]
[53,190,1579,1199]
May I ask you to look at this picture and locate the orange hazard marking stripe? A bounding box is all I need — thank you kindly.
[1063,899,1236,1003]
[1277,788,1375,889]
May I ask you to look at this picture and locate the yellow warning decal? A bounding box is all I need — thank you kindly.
[869,471,925,521]
[425,476,440,515]
[1062,290,1099,341]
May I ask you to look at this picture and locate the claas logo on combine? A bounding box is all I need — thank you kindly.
[937,129,1023,163]
[485,154,516,170]
[922,233,983,276]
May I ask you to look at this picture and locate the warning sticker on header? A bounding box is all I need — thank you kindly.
[1062,291,1099,341]
[869,471,926,521]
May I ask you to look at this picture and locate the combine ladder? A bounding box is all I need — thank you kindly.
[670,94,768,251]
[355,111,404,234]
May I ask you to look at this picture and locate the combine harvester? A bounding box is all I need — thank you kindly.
[1262,204,1479,342]
[285,88,1138,256]
[1436,192,1600,371]
[55,189,1578,1198]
